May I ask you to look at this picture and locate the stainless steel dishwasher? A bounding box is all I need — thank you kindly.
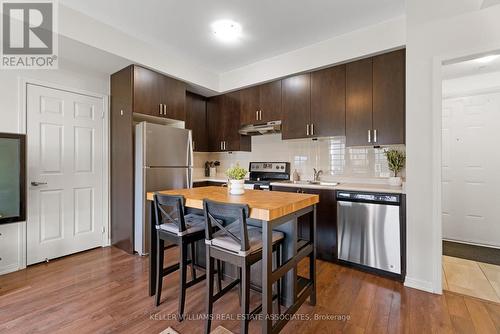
[336,190,402,275]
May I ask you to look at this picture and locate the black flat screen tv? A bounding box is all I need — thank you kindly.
[0,133,26,224]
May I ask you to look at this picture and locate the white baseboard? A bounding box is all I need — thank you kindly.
[0,263,22,276]
[404,276,436,294]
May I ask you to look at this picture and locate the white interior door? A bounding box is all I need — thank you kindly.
[27,84,105,265]
[442,91,500,247]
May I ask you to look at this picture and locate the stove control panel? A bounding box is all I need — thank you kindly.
[249,162,289,173]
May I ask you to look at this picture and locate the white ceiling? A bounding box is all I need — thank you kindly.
[59,0,405,74]
[442,53,500,79]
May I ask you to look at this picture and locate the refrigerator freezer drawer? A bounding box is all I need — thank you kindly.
[337,201,401,274]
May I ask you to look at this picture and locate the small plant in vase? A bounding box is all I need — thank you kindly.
[384,149,406,186]
[226,164,248,195]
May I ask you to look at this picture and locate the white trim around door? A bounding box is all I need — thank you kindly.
[20,78,110,266]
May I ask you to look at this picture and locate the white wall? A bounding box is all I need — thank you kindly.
[0,63,109,274]
[405,1,500,292]
[0,64,109,134]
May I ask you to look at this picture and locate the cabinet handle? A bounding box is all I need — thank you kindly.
[256,110,259,120]
[374,129,377,143]
[259,110,262,120]
[368,129,371,143]
[159,104,162,115]
[311,123,315,136]
[193,141,195,151]
[306,124,310,136]
[224,141,226,150]
[163,104,167,116]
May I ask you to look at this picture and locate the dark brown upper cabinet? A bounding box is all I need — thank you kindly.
[133,65,162,117]
[282,73,311,140]
[207,95,223,152]
[133,65,186,121]
[346,58,373,146]
[208,92,251,152]
[162,75,186,121]
[185,92,208,152]
[282,66,346,140]
[346,50,406,146]
[240,81,282,126]
[240,86,259,125]
[311,65,346,137]
[372,49,405,145]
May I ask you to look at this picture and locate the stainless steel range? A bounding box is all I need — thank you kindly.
[244,162,290,190]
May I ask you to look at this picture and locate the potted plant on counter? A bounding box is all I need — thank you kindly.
[384,149,406,186]
[226,164,248,195]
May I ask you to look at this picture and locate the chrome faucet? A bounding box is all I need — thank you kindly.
[313,168,323,182]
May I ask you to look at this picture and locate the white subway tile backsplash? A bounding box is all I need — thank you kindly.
[194,134,405,181]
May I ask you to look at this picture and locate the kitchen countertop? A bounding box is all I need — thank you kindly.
[270,181,404,194]
[147,186,319,221]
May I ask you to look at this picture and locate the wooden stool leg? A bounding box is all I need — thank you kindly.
[155,237,165,306]
[216,260,223,293]
[190,241,197,280]
[204,250,214,334]
[178,242,188,321]
[276,243,282,314]
[241,264,250,334]
[238,267,242,305]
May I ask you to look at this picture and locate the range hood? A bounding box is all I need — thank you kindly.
[239,121,281,136]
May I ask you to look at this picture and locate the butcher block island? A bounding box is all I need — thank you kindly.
[147,186,319,334]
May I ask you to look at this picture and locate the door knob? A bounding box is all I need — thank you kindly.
[31,181,47,186]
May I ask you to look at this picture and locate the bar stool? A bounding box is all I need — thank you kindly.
[153,193,222,320]
[203,199,284,334]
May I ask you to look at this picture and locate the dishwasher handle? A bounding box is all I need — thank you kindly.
[336,191,400,205]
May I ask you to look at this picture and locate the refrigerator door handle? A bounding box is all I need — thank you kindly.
[187,130,193,188]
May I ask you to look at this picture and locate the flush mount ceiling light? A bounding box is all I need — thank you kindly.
[211,20,242,43]
[476,55,500,63]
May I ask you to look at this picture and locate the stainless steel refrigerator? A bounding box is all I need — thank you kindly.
[134,122,193,255]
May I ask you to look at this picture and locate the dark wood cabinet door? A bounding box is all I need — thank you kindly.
[270,185,337,262]
[207,95,223,152]
[223,92,250,151]
[373,49,405,145]
[185,92,208,152]
[110,66,135,253]
[240,86,259,126]
[346,58,373,146]
[312,188,337,262]
[133,66,163,117]
[259,80,282,123]
[163,76,186,121]
[311,65,346,137]
[282,73,311,140]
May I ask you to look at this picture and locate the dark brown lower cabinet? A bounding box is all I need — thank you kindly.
[270,186,337,262]
[193,181,227,188]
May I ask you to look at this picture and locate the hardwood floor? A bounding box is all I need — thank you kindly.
[1,247,500,334]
